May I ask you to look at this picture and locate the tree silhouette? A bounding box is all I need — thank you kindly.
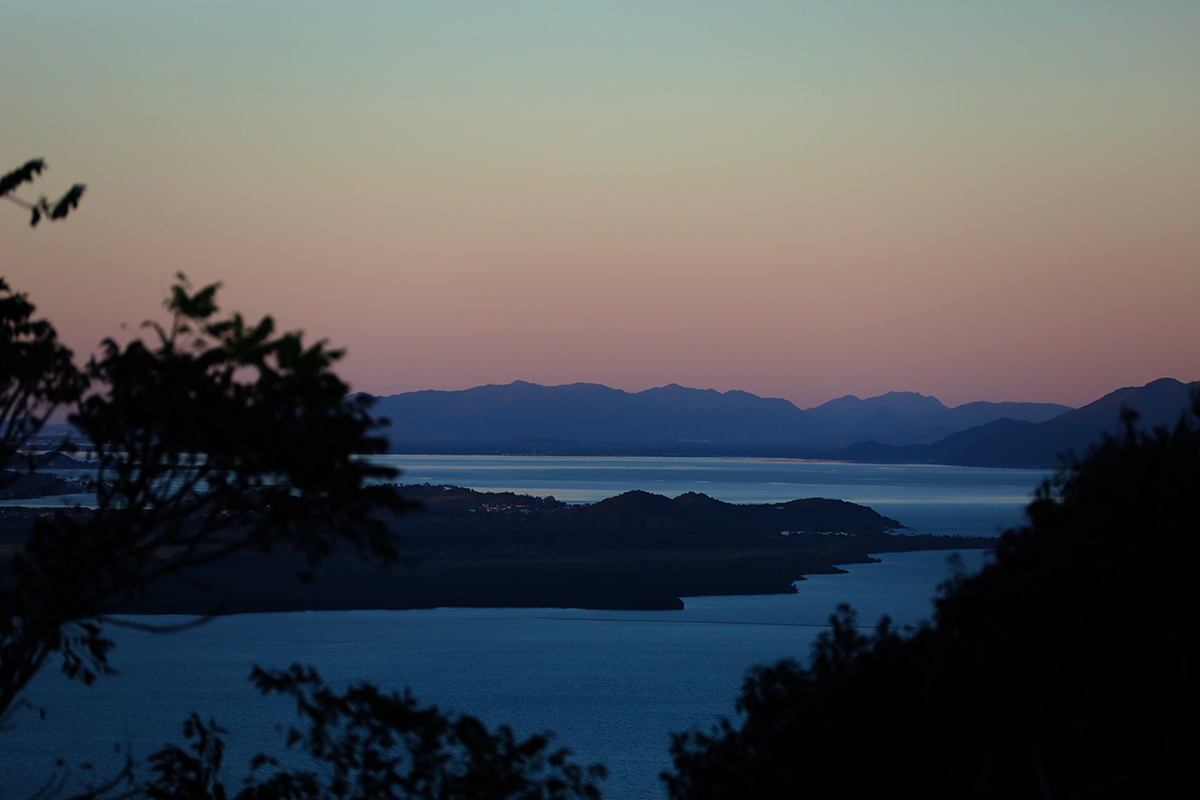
[1,274,413,725]
[143,665,605,800]
[0,277,86,470]
[664,399,1199,798]
[2,260,602,798]
[1,159,86,227]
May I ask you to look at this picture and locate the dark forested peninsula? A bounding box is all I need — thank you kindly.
[0,485,994,613]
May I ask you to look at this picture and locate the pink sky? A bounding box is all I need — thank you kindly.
[4,2,1198,409]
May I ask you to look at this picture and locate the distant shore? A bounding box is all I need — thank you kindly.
[110,484,994,614]
[1,481,997,613]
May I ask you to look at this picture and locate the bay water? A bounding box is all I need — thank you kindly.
[5,457,1048,799]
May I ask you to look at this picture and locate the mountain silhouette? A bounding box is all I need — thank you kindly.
[369,381,820,443]
[366,382,1074,449]
[807,391,1071,445]
[841,377,1200,467]
[366,378,1195,467]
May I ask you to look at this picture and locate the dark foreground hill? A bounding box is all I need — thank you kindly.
[663,386,1200,799]
[0,486,991,613]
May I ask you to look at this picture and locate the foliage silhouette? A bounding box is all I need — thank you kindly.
[1,160,86,227]
[0,271,422,799]
[0,274,415,726]
[663,398,1199,798]
[0,277,86,469]
[1,269,606,800]
[143,665,605,800]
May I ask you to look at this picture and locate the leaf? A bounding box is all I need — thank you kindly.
[49,184,87,220]
[0,159,45,195]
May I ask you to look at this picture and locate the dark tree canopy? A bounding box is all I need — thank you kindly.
[144,665,605,800]
[664,399,1199,799]
[0,277,86,465]
[5,159,608,798]
[1,269,606,800]
[0,274,416,723]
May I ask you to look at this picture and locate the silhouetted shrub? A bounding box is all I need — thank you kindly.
[664,398,1199,799]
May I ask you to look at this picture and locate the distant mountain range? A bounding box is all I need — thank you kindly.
[840,377,1200,467]
[370,381,818,444]
[368,381,1070,447]
[364,376,1199,467]
[805,391,1071,445]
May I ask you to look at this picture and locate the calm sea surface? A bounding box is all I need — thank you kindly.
[6,457,1048,799]
[376,454,1050,537]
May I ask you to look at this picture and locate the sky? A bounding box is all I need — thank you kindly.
[3,1,1198,409]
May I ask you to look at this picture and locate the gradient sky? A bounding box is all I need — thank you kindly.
[4,1,1198,408]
